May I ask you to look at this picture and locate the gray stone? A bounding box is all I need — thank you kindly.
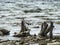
[0,29,10,35]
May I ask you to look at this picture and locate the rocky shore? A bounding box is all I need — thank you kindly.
[0,19,60,45]
[0,35,60,45]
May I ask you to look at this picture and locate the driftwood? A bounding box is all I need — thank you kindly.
[20,19,28,32]
[44,21,54,39]
[20,19,30,36]
[39,22,48,37]
[13,19,30,37]
[44,22,54,34]
[39,21,54,39]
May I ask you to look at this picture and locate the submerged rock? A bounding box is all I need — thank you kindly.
[24,8,42,13]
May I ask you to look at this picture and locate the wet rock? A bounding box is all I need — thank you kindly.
[19,40,25,45]
[33,26,39,28]
[0,29,10,35]
[0,28,10,36]
[13,31,30,37]
[13,33,22,37]
[14,32,17,35]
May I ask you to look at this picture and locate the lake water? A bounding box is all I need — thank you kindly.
[0,0,60,40]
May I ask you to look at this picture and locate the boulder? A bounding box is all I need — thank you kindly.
[0,29,10,35]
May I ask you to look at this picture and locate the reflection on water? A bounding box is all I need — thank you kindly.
[0,0,60,40]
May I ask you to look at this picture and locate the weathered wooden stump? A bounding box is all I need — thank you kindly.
[44,21,54,40]
[39,21,48,37]
[20,19,28,32]
[13,18,30,37]
[39,21,54,40]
